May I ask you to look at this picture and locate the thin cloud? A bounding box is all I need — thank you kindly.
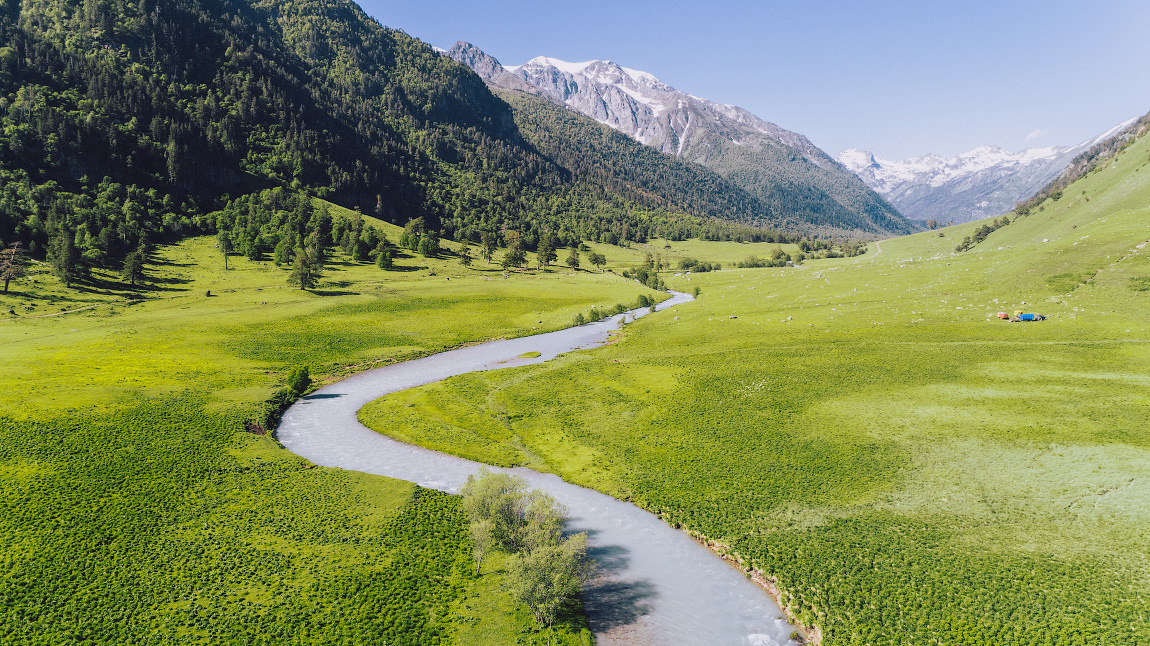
[1025,129,1047,141]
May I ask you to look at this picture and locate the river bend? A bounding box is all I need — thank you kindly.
[277,291,797,645]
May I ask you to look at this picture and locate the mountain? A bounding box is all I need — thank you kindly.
[447,42,915,238]
[0,0,786,272]
[836,119,1137,224]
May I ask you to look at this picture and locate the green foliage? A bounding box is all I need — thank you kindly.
[506,535,591,629]
[0,0,798,294]
[461,469,591,630]
[288,245,323,290]
[286,365,311,395]
[377,247,394,270]
[954,216,1011,252]
[677,257,721,272]
[0,396,473,646]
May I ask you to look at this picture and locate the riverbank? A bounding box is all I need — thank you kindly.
[277,292,803,645]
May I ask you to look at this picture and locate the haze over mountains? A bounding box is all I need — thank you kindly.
[836,118,1137,224]
[448,42,914,237]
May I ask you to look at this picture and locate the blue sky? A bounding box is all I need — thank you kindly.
[359,1,1150,160]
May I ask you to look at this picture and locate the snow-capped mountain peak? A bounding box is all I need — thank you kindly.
[446,41,914,236]
[834,117,1137,223]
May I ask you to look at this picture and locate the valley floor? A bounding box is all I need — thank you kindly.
[362,133,1150,645]
[4,129,1150,645]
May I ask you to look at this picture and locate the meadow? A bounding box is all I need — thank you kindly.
[362,134,1150,643]
[0,208,650,644]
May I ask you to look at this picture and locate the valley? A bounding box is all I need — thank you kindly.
[362,133,1150,644]
[2,0,1149,643]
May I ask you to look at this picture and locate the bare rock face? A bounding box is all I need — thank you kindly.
[448,42,914,236]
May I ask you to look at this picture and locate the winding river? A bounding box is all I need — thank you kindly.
[277,292,798,645]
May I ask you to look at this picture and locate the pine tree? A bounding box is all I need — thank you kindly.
[289,245,323,289]
[48,230,81,287]
[122,249,144,286]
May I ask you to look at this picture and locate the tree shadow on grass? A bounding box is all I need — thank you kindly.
[383,264,423,272]
[149,257,194,268]
[308,289,360,296]
[144,274,193,292]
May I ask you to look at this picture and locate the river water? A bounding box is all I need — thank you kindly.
[277,292,797,645]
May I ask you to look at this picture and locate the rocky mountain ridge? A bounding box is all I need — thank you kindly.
[448,42,915,237]
[836,119,1136,224]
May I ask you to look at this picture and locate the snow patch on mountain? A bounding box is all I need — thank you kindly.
[447,41,915,236]
[836,117,1138,223]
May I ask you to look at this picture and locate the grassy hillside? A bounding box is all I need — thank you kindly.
[362,130,1150,643]
[0,222,654,644]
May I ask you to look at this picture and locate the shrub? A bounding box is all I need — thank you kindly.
[287,365,311,394]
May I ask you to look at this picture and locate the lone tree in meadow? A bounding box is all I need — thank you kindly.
[218,229,232,270]
[417,230,439,257]
[0,241,26,294]
[565,248,580,270]
[289,244,323,289]
[121,248,145,287]
[588,252,606,272]
[459,244,474,266]
[480,232,497,264]
[376,246,393,270]
[501,231,526,269]
[536,234,557,270]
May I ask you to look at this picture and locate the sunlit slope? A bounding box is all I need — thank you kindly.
[364,131,1150,644]
[878,129,1150,302]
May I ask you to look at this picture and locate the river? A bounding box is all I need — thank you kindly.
[276,291,798,645]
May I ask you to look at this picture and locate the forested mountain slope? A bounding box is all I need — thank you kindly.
[0,0,780,275]
[449,41,915,238]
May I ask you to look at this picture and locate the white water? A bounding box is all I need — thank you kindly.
[277,292,797,645]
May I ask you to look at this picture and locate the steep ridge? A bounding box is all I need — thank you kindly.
[0,0,785,270]
[449,41,915,237]
[837,117,1137,224]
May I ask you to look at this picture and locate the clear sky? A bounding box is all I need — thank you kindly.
[358,0,1150,160]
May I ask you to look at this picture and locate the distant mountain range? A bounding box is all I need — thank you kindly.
[447,42,915,237]
[835,119,1136,224]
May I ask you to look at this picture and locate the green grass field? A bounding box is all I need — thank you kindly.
[361,134,1150,644]
[0,216,652,644]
